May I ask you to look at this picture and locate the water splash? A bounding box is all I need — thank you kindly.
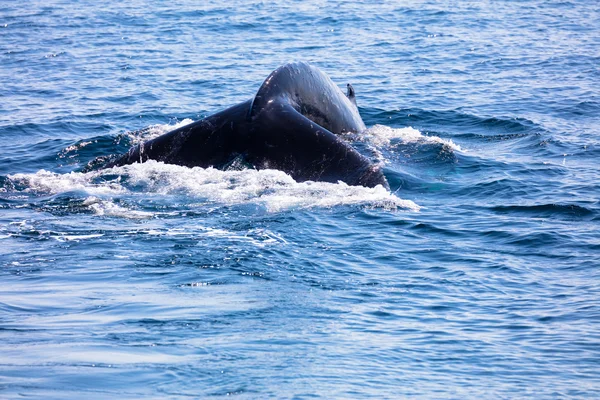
[8,161,420,214]
[365,124,463,152]
[126,119,195,145]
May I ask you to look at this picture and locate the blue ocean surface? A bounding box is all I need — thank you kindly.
[1,1,599,398]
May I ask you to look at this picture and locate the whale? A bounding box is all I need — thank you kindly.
[105,62,388,189]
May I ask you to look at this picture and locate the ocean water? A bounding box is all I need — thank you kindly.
[1,0,599,398]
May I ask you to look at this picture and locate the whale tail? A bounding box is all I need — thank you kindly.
[249,100,387,188]
[251,62,365,135]
[101,62,388,188]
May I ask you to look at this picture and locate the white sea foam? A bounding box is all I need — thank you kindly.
[9,161,419,214]
[9,169,127,196]
[365,125,463,152]
[53,233,104,242]
[63,141,93,153]
[132,227,287,247]
[126,118,194,145]
[83,196,154,219]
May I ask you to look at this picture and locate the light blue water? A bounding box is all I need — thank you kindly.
[1,1,600,398]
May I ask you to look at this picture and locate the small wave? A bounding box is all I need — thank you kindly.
[7,161,419,213]
[364,125,463,152]
[364,107,540,137]
[557,100,600,117]
[491,203,596,219]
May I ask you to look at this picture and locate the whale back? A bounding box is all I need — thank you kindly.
[249,62,366,134]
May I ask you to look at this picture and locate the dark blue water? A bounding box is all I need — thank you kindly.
[2,1,599,398]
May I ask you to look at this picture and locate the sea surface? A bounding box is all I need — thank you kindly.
[1,1,599,398]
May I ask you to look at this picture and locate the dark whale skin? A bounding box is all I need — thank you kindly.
[107,62,388,189]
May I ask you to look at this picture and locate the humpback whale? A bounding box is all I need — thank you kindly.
[107,62,388,188]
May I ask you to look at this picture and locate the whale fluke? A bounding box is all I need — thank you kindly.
[105,62,388,189]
